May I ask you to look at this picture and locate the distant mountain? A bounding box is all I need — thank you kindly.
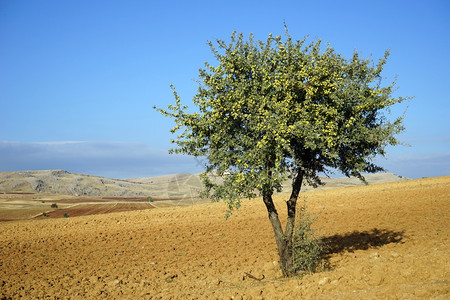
[0,169,408,198]
[0,170,202,199]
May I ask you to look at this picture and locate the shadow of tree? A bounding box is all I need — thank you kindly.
[322,228,405,256]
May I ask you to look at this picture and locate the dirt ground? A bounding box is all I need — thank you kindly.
[0,194,204,222]
[1,176,449,299]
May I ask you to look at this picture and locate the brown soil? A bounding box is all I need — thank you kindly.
[0,176,449,299]
[34,203,156,219]
[0,193,195,222]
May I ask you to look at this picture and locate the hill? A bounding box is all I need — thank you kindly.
[0,170,201,199]
[0,169,408,198]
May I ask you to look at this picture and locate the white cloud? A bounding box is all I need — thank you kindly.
[376,152,450,178]
[0,141,205,178]
[1,141,448,179]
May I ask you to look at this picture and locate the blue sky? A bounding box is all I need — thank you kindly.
[0,0,449,179]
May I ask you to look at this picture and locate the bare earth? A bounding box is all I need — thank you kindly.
[0,176,449,299]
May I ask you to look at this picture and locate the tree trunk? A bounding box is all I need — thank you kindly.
[262,170,304,277]
[285,169,304,253]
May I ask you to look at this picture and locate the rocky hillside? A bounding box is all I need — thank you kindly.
[0,169,408,198]
[0,170,202,199]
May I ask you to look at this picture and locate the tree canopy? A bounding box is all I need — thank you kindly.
[156,29,407,276]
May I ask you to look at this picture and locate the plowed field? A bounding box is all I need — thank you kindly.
[1,176,449,299]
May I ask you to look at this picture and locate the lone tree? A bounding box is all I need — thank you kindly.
[156,29,407,276]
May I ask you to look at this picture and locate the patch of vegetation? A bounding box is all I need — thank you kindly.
[63,213,69,218]
[147,196,153,202]
[291,204,326,276]
[42,212,47,217]
[51,203,58,208]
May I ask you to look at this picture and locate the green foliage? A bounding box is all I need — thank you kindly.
[156,28,408,211]
[147,196,154,202]
[63,213,69,218]
[51,203,58,209]
[291,205,326,275]
[42,212,47,217]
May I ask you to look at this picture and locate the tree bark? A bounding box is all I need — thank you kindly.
[262,169,304,277]
[262,190,290,276]
[285,169,304,247]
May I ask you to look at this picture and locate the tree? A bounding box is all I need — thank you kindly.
[156,29,407,276]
